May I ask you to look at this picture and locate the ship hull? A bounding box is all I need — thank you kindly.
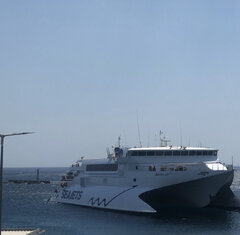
[54,170,234,213]
[55,185,156,213]
[139,170,234,210]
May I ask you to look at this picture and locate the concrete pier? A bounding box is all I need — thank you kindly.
[8,180,50,184]
[2,228,45,235]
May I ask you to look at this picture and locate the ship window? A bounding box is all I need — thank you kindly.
[138,151,147,156]
[203,151,208,156]
[164,151,172,156]
[181,151,188,156]
[189,151,196,156]
[131,151,138,156]
[173,151,180,156]
[208,151,213,156]
[197,151,202,156]
[86,164,118,171]
[156,151,164,156]
[148,165,156,171]
[146,151,155,156]
[175,166,184,171]
[213,151,217,156]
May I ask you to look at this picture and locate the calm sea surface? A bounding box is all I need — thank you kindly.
[2,167,240,235]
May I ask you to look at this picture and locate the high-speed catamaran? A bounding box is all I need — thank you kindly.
[53,138,234,213]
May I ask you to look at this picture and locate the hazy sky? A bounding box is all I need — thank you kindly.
[0,1,240,167]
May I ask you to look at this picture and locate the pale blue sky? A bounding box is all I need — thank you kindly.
[0,1,240,167]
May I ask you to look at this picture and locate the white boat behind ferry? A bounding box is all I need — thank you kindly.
[54,138,234,213]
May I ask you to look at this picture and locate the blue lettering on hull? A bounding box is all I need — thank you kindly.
[61,189,83,200]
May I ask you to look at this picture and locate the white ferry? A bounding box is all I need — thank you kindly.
[54,138,234,213]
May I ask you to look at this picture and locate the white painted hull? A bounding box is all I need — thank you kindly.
[54,170,234,213]
[55,185,156,213]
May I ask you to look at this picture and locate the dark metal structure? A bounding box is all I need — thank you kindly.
[0,132,34,234]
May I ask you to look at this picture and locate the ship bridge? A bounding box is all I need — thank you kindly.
[127,146,218,157]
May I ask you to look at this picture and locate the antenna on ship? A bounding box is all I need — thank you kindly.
[159,131,170,147]
[180,127,182,147]
[136,112,142,147]
[159,130,163,147]
[106,147,111,158]
[117,136,121,147]
[155,133,157,146]
[161,136,170,147]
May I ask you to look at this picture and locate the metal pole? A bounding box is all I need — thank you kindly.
[0,136,4,235]
[0,132,34,234]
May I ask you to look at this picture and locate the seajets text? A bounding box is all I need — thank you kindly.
[61,190,83,200]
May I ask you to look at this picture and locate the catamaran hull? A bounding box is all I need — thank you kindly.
[55,170,234,213]
[139,170,233,210]
[55,185,156,213]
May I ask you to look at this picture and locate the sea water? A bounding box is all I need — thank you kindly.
[2,167,240,235]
